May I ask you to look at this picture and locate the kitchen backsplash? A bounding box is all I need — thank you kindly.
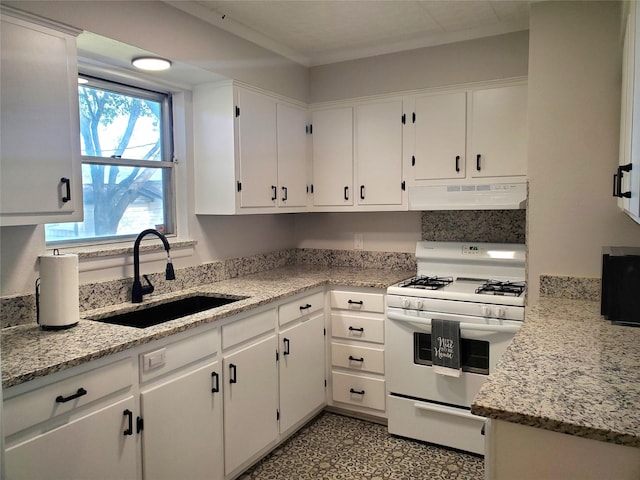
[539,275,601,301]
[422,210,526,244]
[1,247,415,328]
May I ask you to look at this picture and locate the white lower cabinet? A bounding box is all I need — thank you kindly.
[140,361,223,480]
[278,311,326,435]
[222,310,279,477]
[328,288,387,419]
[4,358,137,480]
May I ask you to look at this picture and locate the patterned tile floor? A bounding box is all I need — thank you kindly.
[239,412,484,480]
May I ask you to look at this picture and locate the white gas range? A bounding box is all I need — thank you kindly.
[385,241,526,455]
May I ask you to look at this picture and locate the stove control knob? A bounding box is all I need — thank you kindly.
[415,299,424,309]
[481,306,492,317]
[495,307,506,318]
[403,298,411,308]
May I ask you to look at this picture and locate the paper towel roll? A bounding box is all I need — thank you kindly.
[38,252,79,329]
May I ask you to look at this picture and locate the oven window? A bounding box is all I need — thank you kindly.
[413,333,490,375]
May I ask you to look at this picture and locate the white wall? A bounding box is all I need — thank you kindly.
[527,1,640,304]
[309,30,529,103]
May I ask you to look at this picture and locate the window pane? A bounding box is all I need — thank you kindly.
[45,165,169,242]
[79,84,163,161]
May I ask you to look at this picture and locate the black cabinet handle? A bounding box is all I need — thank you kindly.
[61,177,71,203]
[348,299,363,306]
[360,185,365,200]
[299,303,312,311]
[349,388,365,395]
[348,326,364,332]
[211,371,219,393]
[56,387,87,403]
[282,186,288,202]
[271,185,277,201]
[348,355,364,362]
[123,409,133,436]
[455,155,461,173]
[615,164,633,198]
[344,186,349,200]
[613,173,619,197]
[229,363,237,384]
[283,338,290,356]
[476,154,482,171]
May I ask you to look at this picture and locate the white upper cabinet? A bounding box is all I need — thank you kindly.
[311,107,354,207]
[194,82,308,214]
[237,88,278,208]
[617,2,640,224]
[469,84,528,178]
[276,103,308,208]
[0,13,83,226]
[412,92,467,181]
[356,100,404,206]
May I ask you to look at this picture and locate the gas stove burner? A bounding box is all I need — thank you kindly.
[399,275,454,290]
[476,280,526,297]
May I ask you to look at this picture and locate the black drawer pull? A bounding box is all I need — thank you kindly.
[349,388,365,395]
[299,303,312,311]
[56,387,87,403]
[348,355,364,362]
[360,185,365,200]
[283,338,291,355]
[229,363,237,384]
[211,371,220,393]
[476,154,482,171]
[123,409,133,436]
[455,155,461,173]
[347,299,363,305]
[61,177,71,203]
[344,186,349,200]
[348,326,364,332]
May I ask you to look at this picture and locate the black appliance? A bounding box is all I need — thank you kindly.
[601,247,640,325]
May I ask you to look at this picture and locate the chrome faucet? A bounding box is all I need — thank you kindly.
[131,229,175,303]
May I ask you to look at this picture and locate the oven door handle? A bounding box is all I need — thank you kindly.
[413,401,484,421]
[386,310,521,333]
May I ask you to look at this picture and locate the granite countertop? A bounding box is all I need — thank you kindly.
[471,298,640,448]
[2,265,413,389]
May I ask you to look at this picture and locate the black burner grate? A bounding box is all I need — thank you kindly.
[399,276,454,290]
[475,280,526,296]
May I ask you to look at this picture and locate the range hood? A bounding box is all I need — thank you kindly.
[408,182,527,210]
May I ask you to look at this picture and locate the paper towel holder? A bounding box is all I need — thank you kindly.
[36,249,79,330]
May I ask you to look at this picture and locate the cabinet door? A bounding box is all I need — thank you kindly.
[223,334,278,476]
[5,396,137,480]
[277,103,308,208]
[0,16,82,225]
[279,312,326,434]
[413,92,466,180]
[140,361,223,480]
[311,107,354,206]
[237,88,278,208]
[469,84,528,178]
[356,100,403,205]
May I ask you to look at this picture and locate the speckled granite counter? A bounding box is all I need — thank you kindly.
[2,265,413,389]
[471,298,640,448]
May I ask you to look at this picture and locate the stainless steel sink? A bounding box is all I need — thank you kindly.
[87,295,245,329]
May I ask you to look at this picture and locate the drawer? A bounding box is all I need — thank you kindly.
[331,342,384,374]
[222,308,276,350]
[140,327,218,383]
[279,290,324,327]
[330,291,384,313]
[331,313,384,344]
[4,358,134,437]
[332,371,385,411]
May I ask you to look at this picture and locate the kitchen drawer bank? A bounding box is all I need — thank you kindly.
[2,265,412,388]
[472,298,640,479]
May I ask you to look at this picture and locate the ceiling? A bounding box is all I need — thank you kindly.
[167,0,531,67]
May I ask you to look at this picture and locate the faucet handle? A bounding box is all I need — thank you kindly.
[142,274,155,295]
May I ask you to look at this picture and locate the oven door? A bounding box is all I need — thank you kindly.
[386,306,520,407]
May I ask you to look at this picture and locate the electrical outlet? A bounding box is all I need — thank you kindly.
[354,233,364,250]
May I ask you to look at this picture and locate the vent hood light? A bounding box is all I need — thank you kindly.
[78,77,89,84]
[131,57,172,71]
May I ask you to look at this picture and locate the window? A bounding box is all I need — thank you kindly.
[45,76,175,243]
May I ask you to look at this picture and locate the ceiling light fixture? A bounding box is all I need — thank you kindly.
[131,56,172,71]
